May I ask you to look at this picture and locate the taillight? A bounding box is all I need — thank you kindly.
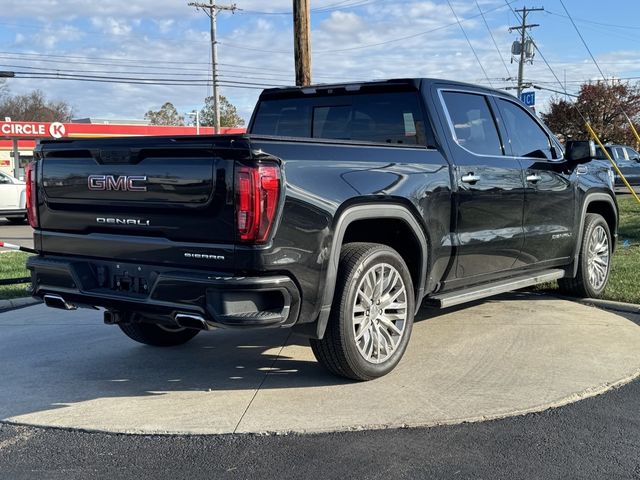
[235,163,281,243]
[25,162,38,228]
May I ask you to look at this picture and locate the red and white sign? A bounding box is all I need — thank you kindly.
[49,122,66,138]
[0,121,50,138]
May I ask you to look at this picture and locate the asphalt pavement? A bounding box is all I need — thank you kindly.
[0,298,639,478]
[0,220,32,249]
[0,358,639,479]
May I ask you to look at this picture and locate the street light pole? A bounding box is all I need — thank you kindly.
[186,110,201,135]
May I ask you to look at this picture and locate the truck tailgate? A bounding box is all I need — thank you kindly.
[35,135,249,249]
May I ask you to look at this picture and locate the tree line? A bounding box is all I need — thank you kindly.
[541,81,640,146]
[0,79,244,128]
[144,96,245,128]
[0,80,73,122]
[3,76,638,143]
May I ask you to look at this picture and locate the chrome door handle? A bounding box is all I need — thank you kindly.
[526,174,541,183]
[461,173,481,184]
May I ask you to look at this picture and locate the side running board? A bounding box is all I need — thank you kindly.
[426,269,565,309]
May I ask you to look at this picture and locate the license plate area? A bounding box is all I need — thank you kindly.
[94,263,152,295]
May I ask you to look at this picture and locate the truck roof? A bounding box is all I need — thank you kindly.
[259,78,506,100]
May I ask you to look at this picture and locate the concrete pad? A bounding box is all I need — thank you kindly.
[1,293,639,435]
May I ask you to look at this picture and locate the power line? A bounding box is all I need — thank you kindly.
[225,1,519,55]
[446,0,493,88]
[544,9,640,31]
[189,1,239,133]
[240,0,378,15]
[10,72,284,90]
[558,0,608,83]
[476,0,511,78]
[0,53,309,78]
[0,2,518,60]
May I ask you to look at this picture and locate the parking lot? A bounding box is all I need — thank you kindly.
[0,219,32,249]
[1,292,640,478]
[1,292,639,435]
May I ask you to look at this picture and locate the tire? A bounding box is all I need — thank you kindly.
[118,321,200,347]
[5,216,26,224]
[558,213,612,298]
[310,242,415,381]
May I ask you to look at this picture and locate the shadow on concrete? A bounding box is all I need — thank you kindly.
[0,303,356,420]
[0,290,633,425]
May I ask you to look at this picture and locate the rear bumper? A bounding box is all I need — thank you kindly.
[27,255,301,329]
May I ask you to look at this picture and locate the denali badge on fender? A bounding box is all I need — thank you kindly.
[96,217,151,226]
[88,175,148,192]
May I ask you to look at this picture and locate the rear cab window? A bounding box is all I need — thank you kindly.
[440,91,504,156]
[250,91,427,146]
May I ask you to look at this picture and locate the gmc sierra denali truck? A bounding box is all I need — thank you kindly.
[26,78,617,381]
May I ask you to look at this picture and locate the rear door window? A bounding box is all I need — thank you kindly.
[441,91,503,156]
[251,92,426,145]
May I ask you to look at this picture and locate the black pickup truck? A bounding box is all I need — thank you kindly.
[26,78,617,380]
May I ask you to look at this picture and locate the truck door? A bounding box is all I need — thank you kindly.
[494,97,575,266]
[438,90,525,279]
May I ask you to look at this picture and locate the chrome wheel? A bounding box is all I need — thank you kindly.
[587,224,610,291]
[352,262,408,364]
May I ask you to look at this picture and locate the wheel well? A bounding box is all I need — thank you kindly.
[586,200,617,247]
[342,218,423,294]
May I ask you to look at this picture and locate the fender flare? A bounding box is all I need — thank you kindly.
[572,192,617,276]
[314,203,429,339]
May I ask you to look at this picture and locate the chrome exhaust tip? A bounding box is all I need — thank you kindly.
[43,294,77,311]
[174,313,211,330]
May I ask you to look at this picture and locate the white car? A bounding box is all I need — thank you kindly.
[0,171,27,224]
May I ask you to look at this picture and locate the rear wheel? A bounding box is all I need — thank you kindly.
[310,242,415,381]
[558,213,612,298]
[119,321,200,347]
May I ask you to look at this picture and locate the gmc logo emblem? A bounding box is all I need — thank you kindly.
[88,175,148,192]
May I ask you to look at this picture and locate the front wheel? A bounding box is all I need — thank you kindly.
[119,321,200,347]
[558,213,612,298]
[310,242,415,381]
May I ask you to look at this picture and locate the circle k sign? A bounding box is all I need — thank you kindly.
[49,122,66,138]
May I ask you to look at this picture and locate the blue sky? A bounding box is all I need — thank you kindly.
[1,0,639,123]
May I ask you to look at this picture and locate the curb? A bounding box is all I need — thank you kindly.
[573,297,640,314]
[0,296,41,313]
[528,291,640,315]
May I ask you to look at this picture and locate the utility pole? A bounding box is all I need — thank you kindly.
[189,1,238,134]
[293,0,312,86]
[509,6,543,98]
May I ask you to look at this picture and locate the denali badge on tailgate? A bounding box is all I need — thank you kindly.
[88,175,147,192]
[97,217,151,226]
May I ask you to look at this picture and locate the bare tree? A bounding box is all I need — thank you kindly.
[0,90,73,122]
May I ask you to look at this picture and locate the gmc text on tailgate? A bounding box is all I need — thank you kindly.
[26,78,617,380]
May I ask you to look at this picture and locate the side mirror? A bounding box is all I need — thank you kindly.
[565,140,596,163]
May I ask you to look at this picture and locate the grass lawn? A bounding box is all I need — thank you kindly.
[0,252,31,300]
[534,195,640,303]
[602,196,640,303]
